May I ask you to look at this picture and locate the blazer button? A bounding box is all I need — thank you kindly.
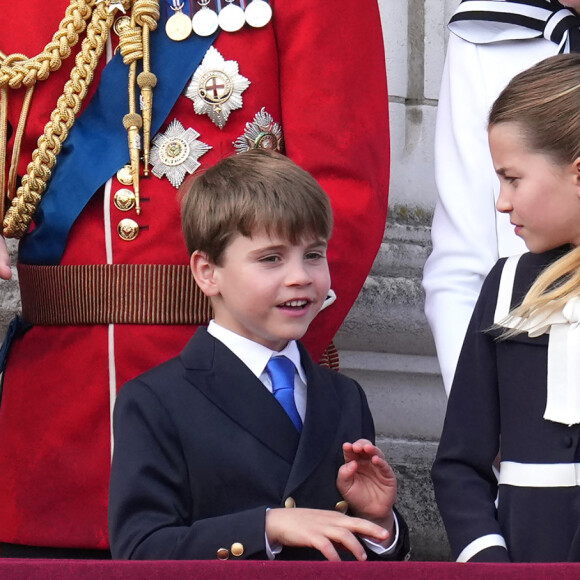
[216,548,230,560]
[284,497,296,509]
[231,542,244,557]
[565,435,574,448]
[335,500,349,514]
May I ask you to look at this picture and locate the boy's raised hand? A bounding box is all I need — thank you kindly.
[336,439,397,536]
[265,507,388,561]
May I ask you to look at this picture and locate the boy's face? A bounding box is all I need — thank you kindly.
[204,231,331,351]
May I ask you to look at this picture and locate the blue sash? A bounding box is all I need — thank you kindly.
[19,12,217,265]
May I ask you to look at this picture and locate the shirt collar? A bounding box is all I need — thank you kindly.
[207,321,306,383]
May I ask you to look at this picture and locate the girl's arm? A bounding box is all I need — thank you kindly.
[431,258,510,563]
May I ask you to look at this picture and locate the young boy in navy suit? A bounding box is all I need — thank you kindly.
[109,150,410,561]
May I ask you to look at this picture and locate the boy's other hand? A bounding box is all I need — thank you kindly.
[336,439,397,535]
[0,237,12,280]
[265,507,388,561]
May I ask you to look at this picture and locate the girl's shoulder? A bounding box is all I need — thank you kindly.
[508,246,571,308]
[475,247,570,330]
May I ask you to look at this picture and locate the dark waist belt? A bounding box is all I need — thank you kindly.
[18,264,212,326]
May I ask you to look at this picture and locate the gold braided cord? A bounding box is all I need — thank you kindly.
[135,0,159,174]
[118,19,144,69]
[3,2,116,238]
[0,0,96,90]
[117,0,160,213]
[0,85,8,218]
[133,0,159,31]
[0,56,36,215]
[120,14,143,213]
[8,85,35,200]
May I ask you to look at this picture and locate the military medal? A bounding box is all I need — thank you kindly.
[166,0,193,41]
[192,0,219,36]
[244,0,272,28]
[234,108,283,153]
[150,120,211,188]
[217,0,245,32]
[185,46,250,129]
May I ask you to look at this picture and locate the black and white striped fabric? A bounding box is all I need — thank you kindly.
[449,0,580,52]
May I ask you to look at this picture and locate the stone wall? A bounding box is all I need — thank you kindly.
[0,1,454,560]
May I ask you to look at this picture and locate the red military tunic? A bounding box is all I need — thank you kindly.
[0,0,390,550]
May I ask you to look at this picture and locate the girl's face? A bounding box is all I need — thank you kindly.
[490,122,580,253]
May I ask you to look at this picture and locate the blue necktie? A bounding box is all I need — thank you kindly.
[266,356,303,432]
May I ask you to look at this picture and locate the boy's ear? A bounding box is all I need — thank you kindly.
[573,157,580,188]
[190,250,220,297]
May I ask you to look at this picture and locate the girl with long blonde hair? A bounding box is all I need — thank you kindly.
[432,53,580,563]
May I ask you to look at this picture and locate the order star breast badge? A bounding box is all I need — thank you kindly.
[150,120,211,188]
[185,46,250,129]
[234,108,284,154]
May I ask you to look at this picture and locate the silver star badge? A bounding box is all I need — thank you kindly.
[234,108,284,154]
[150,120,211,189]
[105,0,126,14]
[185,46,250,129]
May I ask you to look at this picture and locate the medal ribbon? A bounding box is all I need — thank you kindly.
[168,0,190,13]
[19,11,218,265]
[449,0,580,53]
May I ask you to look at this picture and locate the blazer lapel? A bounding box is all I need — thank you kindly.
[181,329,300,463]
[283,345,341,497]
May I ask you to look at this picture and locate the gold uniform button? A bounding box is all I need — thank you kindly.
[334,500,348,514]
[114,15,132,36]
[116,164,134,186]
[113,188,136,212]
[231,542,244,557]
[216,548,229,560]
[284,497,296,509]
[118,219,139,241]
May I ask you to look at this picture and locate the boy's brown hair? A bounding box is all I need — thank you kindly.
[181,149,333,265]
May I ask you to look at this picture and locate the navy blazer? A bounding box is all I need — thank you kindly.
[109,328,409,560]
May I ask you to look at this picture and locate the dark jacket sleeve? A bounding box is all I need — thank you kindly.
[109,379,268,560]
[431,258,510,563]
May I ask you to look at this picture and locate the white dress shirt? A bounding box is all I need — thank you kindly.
[207,320,307,420]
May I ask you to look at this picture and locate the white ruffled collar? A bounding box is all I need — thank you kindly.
[495,254,580,426]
